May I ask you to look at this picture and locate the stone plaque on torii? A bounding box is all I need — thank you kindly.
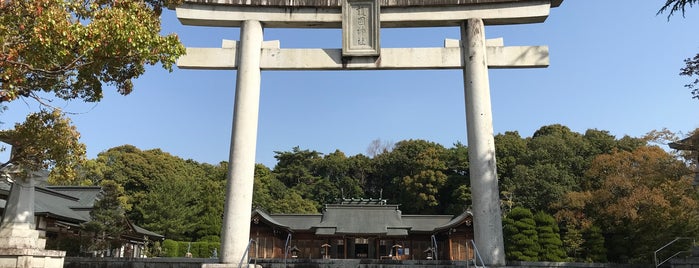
[175,0,563,266]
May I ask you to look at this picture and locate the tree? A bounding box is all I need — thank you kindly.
[503,207,540,261]
[562,146,699,262]
[494,131,527,182]
[658,0,699,99]
[315,150,365,200]
[82,179,130,254]
[500,125,586,212]
[79,145,232,241]
[0,0,185,103]
[254,163,317,214]
[682,53,699,100]
[508,164,576,213]
[659,0,698,17]
[559,222,583,261]
[0,109,85,182]
[138,176,197,241]
[441,142,470,215]
[580,225,606,263]
[533,211,567,261]
[373,140,449,214]
[366,139,394,158]
[192,178,225,239]
[273,147,322,188]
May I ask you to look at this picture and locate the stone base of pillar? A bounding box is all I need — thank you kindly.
[0,248,65,268]
[0,225,43,249]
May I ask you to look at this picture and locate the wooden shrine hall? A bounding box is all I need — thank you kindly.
[248,199,474,261]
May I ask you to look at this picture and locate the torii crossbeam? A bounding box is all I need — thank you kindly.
[175,0,563,266]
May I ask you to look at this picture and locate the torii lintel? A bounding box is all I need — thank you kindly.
[177,39,549,70]
[176,0,563,28]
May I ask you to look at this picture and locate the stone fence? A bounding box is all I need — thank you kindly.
[64,258,655,268]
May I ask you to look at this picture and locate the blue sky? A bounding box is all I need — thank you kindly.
[2,0,699,168]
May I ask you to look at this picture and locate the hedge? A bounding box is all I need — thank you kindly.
[161,239,221,258]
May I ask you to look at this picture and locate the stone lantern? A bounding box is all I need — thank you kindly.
[0,166,66,268]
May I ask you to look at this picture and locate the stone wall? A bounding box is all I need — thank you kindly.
[64,258,653,268]
[64,257,218,268]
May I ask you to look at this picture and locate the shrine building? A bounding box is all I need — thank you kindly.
[249,199,474,261]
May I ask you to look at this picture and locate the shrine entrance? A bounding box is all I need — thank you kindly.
[174,0,564,266]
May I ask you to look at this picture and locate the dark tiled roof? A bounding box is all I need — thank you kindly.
[48,186,101,208]
[271,214,322,231]
[315,204,409,235]
[434,210,473,231]
[1,184,95,223]
[402,215,454,233]
[258,200,471,236]
[34,189,90,223]
[0,183,163,240]
[131,222,165,240]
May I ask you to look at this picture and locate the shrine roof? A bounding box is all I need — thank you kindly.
[182,0,562,8]
[251,200,473,236]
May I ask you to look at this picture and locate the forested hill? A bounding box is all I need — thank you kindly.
[70,124,699,263]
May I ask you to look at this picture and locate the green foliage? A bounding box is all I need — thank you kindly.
[509,164,576,213]
[503,207,540,261]
[557,146,698,263]
[177,241,191,257]
[560,222,583,261]
[533,211,566,261]
[0,109,85,182]
[195,241,221,258]
[498,125,647,213]
[161,239,179,257]
[192,178,225,239]
[254,163,318,213]
[82,180,128,252]
[581,226,606,263]
[0,0,185,103]
[138,176,197,241]
[441,142,470,215]
[274,147,322,187]
[70,125,698,264]
[160,239,220,258]
[372,140,449,214]
[78,145,229,241]
[495,131,527,181]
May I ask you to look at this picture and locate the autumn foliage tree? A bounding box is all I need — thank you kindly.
[0,0,185,182]
[0,0,185,102]
[0,109,85,182]
[65,125,698,262]
[557,146,699,263]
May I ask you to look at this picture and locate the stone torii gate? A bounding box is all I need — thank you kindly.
[175,0,563,266]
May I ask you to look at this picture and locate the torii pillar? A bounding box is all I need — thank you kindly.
[175,0,564,266]
[219,20,263,265]
[462,18,505,264]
